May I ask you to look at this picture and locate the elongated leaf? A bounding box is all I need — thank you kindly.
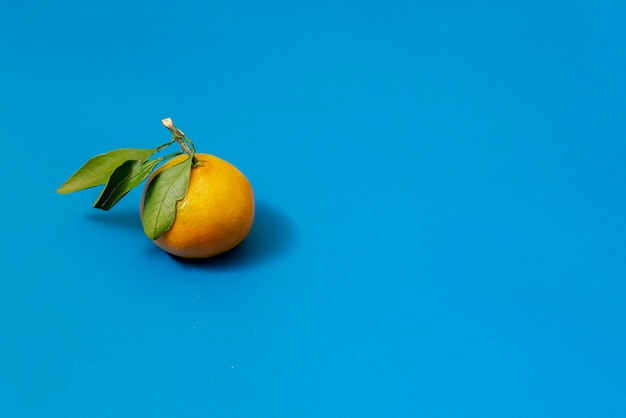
[141,158,192,240]
[93,159,156,210]
[93,153,182,210]
[56,148,157,194]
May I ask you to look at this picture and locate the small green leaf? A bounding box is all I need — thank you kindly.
[93,160,155,210]
[93,154,181,211]
[56,148,157,194]
[141,158,193,240]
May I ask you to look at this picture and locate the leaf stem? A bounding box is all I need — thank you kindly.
[156,138,176,152]
[161,118,198,164]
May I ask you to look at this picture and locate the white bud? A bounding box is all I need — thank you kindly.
[161,118,174,129]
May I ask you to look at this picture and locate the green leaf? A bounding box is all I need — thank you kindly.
[141,158,193,240]
[93,160,155,210]
[93,153,181,211]
[56,148,157,194]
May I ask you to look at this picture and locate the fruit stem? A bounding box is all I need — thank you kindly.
[161,118,198,164]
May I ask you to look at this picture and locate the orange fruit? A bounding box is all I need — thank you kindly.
[140,153,255,258]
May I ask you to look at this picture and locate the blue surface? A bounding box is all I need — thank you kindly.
[2,0,626,416]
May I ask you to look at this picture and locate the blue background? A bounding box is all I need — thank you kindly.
[1,0,625,416]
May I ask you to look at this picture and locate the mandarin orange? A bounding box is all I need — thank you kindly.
[140,153,254,258]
